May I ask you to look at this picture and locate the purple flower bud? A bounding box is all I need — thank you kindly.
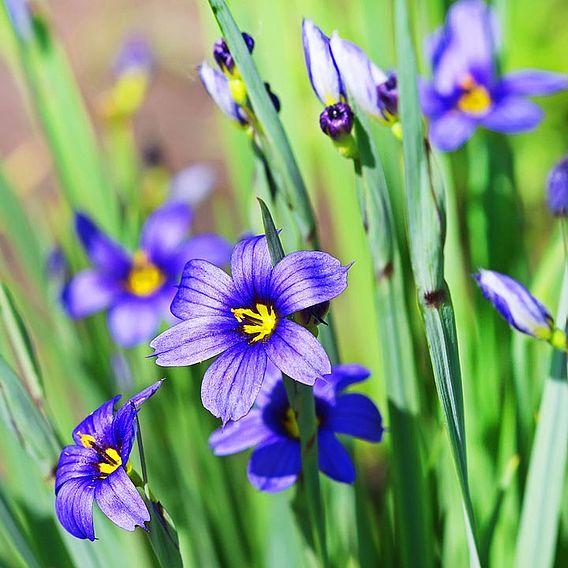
[377,71,399,120]
[264,82,281,113]
[547,156,568,216]
[113,35,153,77]
[319,102,354,140]
[213,32,254,74]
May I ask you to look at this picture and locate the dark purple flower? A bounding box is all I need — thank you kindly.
[377,71,399,120]
[213,32,254,75]
[62,203,233,348]
[319,102,354,140]
[209,364,383,492]
[150,235,350,423]
[55,381,163,540]
[421,0,568,152]
[547,156,568,216]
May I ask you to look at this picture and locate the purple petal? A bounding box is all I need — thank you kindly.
[55,477,96,541]
[170,259,241,319]
[151,315,240,366]
[62,270,121,319]
[127,379,164,409]
[433,0,497,95]
[419,79,450,118]
[55,445,99,492]
[480,97,543,133]
[499,70,568,97]
[72,396,121,448]
[314,363,371,399]
[108,296,162,348]
[230,235,273,306]
[255,361,283,407]
[113,35,153,77]
[169,234,233,274]
[328,393,383,442]
[5,0,32,41]
[201,342,268,423]
[428,111,477,151]
[302,19,342,105]
[270,251,349,317]
[330,33,383,117]
[265,319,331,386]
[474,269,552,336]
[547,156,568,216]
[140,202,192,267]
[318,429,355,484]
[199,63,242,122]
[247,438,301,492]
[94,467,149,532]
[169,164,216,206]
[209,410,271,455]
[75,212,131,277]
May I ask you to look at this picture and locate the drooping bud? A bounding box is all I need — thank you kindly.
[319,102,354,140]
[213,32,254,75]
[547,155,568,216]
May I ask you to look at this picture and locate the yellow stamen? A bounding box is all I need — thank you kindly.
[282,407,300,439]
[79,433,96,448]
[126,250,165,297]
[232,303,277,342]
[98,448,122,477]
[457,74,491,115]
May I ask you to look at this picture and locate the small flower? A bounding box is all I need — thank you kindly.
[150,235,350,423]
[421,0,568,152]
[213,32,254,76]
[62,203,232,348]
[329,32,397,125]
[113,35,154,78]
[55,381,163,540]
[169,164,216,207]
[209,364,383,492]
[319,102,354,141]
[474,269,566,349]
[547,156,568,216]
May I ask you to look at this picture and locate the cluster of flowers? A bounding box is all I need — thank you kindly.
[53,0,568,544]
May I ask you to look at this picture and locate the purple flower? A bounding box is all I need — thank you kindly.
[329,32,397,123]
[319,102,354,141]
[199,63,247,124]
[209,364,383,492]
[55,381,163,540]
[547,156,568,216]
[150,235,350,423]
[169,164,216,207]
[421,0,568,152]
[213,32,254,75]
[113,35,154,78]
[62,203,233,348]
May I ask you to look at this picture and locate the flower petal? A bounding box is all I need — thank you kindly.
[480,97,543,133]
[247,437,301,492]
[169,164,216,206]
[62,270,122,319]
[330,33,382,117]
[265,319,331,386]
[55,477,96,541]
[171,259,241,319]
[75,212,131,277]
[498,70,568,97]
[168,234,233,274]
[151,315,240,366]
[255,361,283,407]
[270,250,349,317]
[140,202,192,267]
[209,410,271,455]
[127,379,164,410]
[474,269,552,337]
[55,445,99,492]
[302,19,342,105]
[94,467,149,532]
[199,62,242,122]
[72,396,121,447]
[108,296,162,348]
[201,342,268,423]
[328,393,384,442]
[230,235,273,306]
[314,363,371,400]
[318,429,355,484]
[419,79,449,118]
[428,111,477,151]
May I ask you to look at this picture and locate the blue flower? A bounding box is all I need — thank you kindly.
[474,269,566,349]
[547,156,568,216]
[209,364,383,492]
[55,381,163,540]
[62,203,233,348]
[421,0,568,152]
[150,235,350,423]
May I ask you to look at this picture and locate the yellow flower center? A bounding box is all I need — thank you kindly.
[457,74,491,115]
[126,250,165,297]
[79,432,124,478]
[231,303,277,343]
[282,407,300,439]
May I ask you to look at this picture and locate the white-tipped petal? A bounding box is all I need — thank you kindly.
[198,63,242,123]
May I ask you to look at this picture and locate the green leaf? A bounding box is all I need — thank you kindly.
[145,495,184,568]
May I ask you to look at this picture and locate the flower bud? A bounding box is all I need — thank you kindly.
[213,32,254,75]
[547,155,568,216]
[319,102,354,140]
[377,71,399,122]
